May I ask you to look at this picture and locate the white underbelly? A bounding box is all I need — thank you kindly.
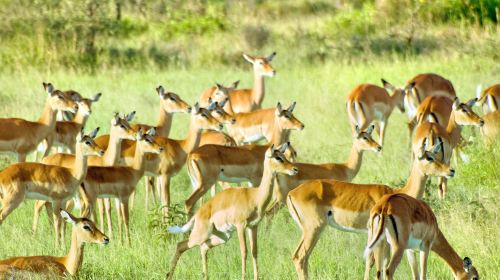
[26,192,55,201]
[219,173,248,183]
[243,134,265,143]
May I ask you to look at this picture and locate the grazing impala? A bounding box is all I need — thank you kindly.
[0,210,109,278]
[0,82,78,162]
[41,92,102,157]
[365,193,480,280]
[94,86,191,149]
[346,81,411,146]
[200,53,276,114]
[476,84,499,113]
[32,113,138,234]
[184,125,378,215]
[286,138,454,280]
[0,128,104,245]
[166,143,298,280]
[227,102,304,145]
[412,97,483,199]
[78,128,163,244]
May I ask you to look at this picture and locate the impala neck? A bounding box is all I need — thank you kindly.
[71,143,88,182]
[252,72,265,106]
[102,133,122,166]
[446,113,461,148]
[38,100,58,129]
[399,161,428,199]
[389,91,403,112]
[132,143,148,175]
[344,143,364,182]
[61,227,85,276]
[156,106,173,137]
[270,119,289,146]
[180,119,203,154]
[72,111,88,126]
[256,163,276,213]
[432,229,467,278]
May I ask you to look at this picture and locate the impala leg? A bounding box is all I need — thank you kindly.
[406,250,419,280]
[104,198,113,238]
[248,226,259,280]
[129,191,136,211]
[145,176,151,211]
[374,242,389,280]
[200,235,228,280]
[121,198,131,245]
[185,180,214,216]
[236,224,247,280]
[379,120,387,146]
[419,245,430,280]
[115,199,123,244]
[292,225,324,280]
[17,153,26,163]
[51,201,63,246]
[385,246,405,280]
[363,252,374,280]
[166,240,192,280]
[160,175,171,217]
[32,200,47,234]
[438,177,447,200]
[0,192,24,224]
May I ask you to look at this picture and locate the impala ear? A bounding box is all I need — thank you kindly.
[215,83,223,90]
[279,142,289,153]
[89,127,100,139]
[136,128,144,140]
[231,80,240,89]
[381,79,395,92]
[78,129,84,141]
[266,144,275,158]
[466,97,477,107]
[463,257,472,272]
[91,93,102,102]
[219,98,228,108]
[43,82,54,94]
[431,138,443,154]
[242,53,254,63]
[126,111,136,122]
[207,101,216,111]
[405,81,416,92]
[276,102,283,115]
[147,127,156,137]
[61,210,77,225]
[266,52,277,61]
[476,84,483,100]
[355,125,361,135]
[112,112,120,125]
[287,101,296,112]
[452,97,460,110]
[367,125,375,135]
[156,85,166,97]
[193,102,200,113]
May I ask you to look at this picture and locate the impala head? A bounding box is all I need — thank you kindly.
[60,210,109,245]
[192,102,224,131]
[77,93,101,116]
[265,142,298,176]
[354,125,382,152]
[275,102,305,131]
[207,97,236,124]
[381,79,412,113]
[43,82,79,114]
[111,111,137,141]
[136,128,164,154]
[452,97,484,127]
[212,81,239,103]
[243,52,276,77]
[78,127,105,157]
[282,141,298,162]
[416,137,455,178]
[156,86,192,113]
[460,257,479,280]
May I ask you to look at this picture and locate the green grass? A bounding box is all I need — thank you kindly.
[0,54,498,279]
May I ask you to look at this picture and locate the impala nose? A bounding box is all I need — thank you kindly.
[377,146,382,152]
[479,119,484,127]
[187,106,192,113]
[218,124,224,131]
[103,237,110,245]
[159,146,164,152]
[231,118,236,124]
[300,124,305,130]
[449,169,456,178]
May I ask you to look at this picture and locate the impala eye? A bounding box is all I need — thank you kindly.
[426,156,434,162]
[169,97,175,101]
[363,136,368,140]
[275,156,284,163]
[85,141,91,145]
[120,124,125,129]
[83,225,91,231]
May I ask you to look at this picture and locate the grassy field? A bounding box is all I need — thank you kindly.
[0,54,498,279]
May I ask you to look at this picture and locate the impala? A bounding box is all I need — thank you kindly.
[365,193,480,280]
[166,143,298,280]
[198,98,237,146]
[412,97,483,199]
[79,128,163,244]
[200,53,276,114]
[476,84,499,113]
[0,210,108,278]
[32,112,138,234]
[184,125,378,215]
[227,102,304,145]
[40,92,102,157]
[0,128,104,245]
[199,81,239,113]
[346,80,411,146]
[286,138,454,280]
[0,82,78,162]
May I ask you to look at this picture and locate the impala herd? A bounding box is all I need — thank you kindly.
[0,52,497,279]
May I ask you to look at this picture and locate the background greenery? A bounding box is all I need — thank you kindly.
[0,0,498,279]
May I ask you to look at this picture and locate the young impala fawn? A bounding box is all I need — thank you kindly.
[166,143,298,280]
[365,193,480,280]
[32,113,138,234]
[0,128,104,245]
[0,210,109,278]
[199,52,276,114]
[286,138,454,280]
[78,128,163,244]
[38,92,102,159]
[346,80,410,146]
[226,102,304,145]
[0,82,78,162]
[412,97,483,199]
[476,84,499,113]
